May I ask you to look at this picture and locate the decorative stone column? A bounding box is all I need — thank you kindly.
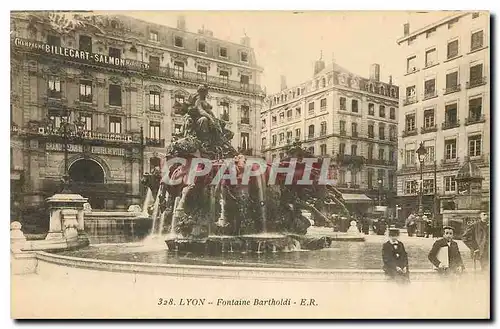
[45,193,88,240]
[10,221,27,253]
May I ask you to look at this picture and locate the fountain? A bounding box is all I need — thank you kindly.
[139,84,353,254]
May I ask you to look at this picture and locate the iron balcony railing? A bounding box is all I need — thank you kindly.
[466,76,487,89]
[444,84,461,95]
[421,125,438,134]
[465,114,486,125]
[442,119,461,130]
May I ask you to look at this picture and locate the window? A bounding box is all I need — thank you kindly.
[79,80,92,103]
[339,121,346,134]
[279,132,285,143]
[109,84,121,106]
[150,157,161,172]
[320,121,327,136]
[149,121,161,139]
[295,128,301,139]
[80,114,92,131]
[175,94,185,104]
[405,181,417,194]
[173,61,184,78]
[79,35,92,52]
[368,124,374,138]
[308,102,315,114]
[349,144,356,156]
[220,102,229,121]
[340,97,346,111]
[446,71,459,90]
[389,125,397,141]
[405,146,415,166]
[308,124,315,138]
[320,144,327,156]
[424,109,435,128]
[445,139,457,160]
[406,85,416,102]
[295,107,301,117]
[471,30,484,51]
[405,114,416,131]
[445,103,458,124]
[109,47,121,59]
[469,97,482,121]
[47,35,61,47]
[425,48,437,67]
[174,124,183,135]
[423,179,435,194]
[261,118,266,128]
[261,137,267,148]
[149,56,160,72]
[339,143,345,155]
[367,144,373,160]
[424,78,436,97]
[469,63,484,83]
[389,149,395,163]
[279,112,285,123]
[320,98,327,111]
[286,109,293,120]
[271,115,277,125]
[368,103,374,116]
[351,122,358,136]
[468,135,482,157]
[444,176,457,192]
[241,105,250,124]
[109,116,122,134]
[271,135,277,146]
[447,40,459,59]
[47,76,61,98]
[219,70,229,84]
[351,99,358,113]
[198,41,206,53]
[197,66,208,81]
[378,124,385,140]
[240,133,250,151]
[338,170,346,184]
[286,131,293,141]
[149,91,160,111]
[149,31,159,42]
[407,56,417,73]
[424,142,435,163]
[240,75,250,87]
[174,36,183,48]
[379,105,385,118]
[240,52,248,62]
[219,47,227,58]
[390,107,396,120]
[378,148,385,160]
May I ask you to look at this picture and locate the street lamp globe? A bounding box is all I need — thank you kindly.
[416,142,427,164]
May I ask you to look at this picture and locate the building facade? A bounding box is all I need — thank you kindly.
[396,12,490,220]
[10,11,265,217]
[261,58,399,213]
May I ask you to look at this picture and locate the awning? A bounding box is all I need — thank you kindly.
[341,193,373,204]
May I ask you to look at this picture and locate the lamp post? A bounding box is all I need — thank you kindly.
[415,142,427,236]
[377,178,383,206]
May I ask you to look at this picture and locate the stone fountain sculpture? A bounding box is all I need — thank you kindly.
[140,84,352,253]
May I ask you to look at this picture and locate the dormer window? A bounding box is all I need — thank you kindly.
[220,47,228,58]
[240,51,248,62]
[174,36,183,48]
[149,31,159,42]
[198,41,206,53]
[108,47,121,59]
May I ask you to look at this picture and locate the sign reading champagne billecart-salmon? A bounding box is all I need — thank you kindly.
[13,37,150,70]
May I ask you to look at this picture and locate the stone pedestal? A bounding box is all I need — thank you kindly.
[45,193,88,240]
[10,221,27,253]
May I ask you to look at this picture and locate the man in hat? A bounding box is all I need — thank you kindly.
[463,212,489,272]
[428,226,464,275]
[382,228,409,283]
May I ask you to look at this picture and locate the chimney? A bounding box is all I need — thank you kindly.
[313,51,325,75]
[404,23,410,37]
[241,35,251,47]
[280,75,287,91]
[177,16,186,30]
[389,75,393,85]
[370,64,380,82]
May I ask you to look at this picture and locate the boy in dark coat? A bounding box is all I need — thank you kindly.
[428,226,465,275]
[463,212,489,272]
[382,228,410,283]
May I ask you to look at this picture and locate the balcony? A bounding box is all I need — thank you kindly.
[465,114,486,126]
[402,129,417,137]
[423,90,437,100]
[237,147,254,156]
[340,130,346,136]
[145,138,165,148]
[444,84,461,95]
[403,96,417,106]
[466,77,487,89]
[335,154,365,168]
[240,117,250,124]
[379,135,386,141]
[40,128,138,144]
[420,125,437,134]
[470,153,490,165]
[79,94,93,103]
[442,119,460,130]
[441,157,460,167]
[149,105,161,112]
[368,133,374,139]
[352,131,359,138]
[320,131,327,137]
[47,90,62,99]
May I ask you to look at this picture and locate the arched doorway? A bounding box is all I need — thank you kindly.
[69,159,105,209]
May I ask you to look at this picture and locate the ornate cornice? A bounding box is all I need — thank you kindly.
[170,53,188,65]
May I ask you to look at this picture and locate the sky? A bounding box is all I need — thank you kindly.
[119,11,452,94]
